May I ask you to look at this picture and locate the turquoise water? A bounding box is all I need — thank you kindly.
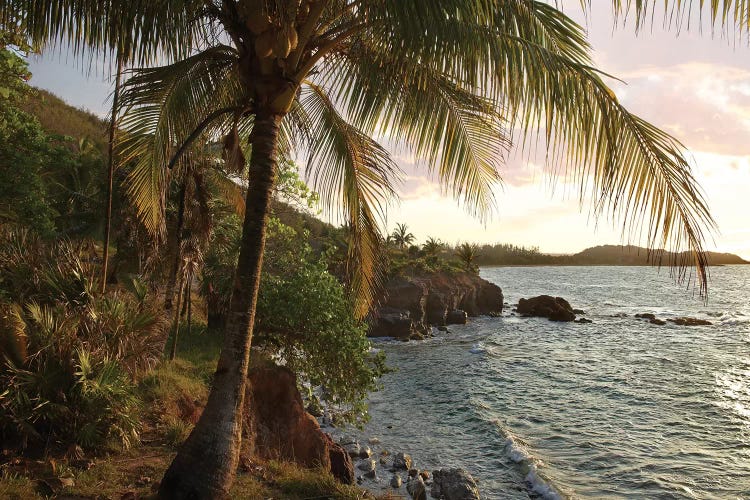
[360,266,750,498]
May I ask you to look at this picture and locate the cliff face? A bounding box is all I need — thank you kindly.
[369,272,503,339]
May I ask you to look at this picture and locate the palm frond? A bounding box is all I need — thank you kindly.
[116,45,244,234]
[597,0,750,35]
[0,0,206,64]
[300,82,400,316]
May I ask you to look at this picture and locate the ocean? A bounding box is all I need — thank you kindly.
[358,265,750,499]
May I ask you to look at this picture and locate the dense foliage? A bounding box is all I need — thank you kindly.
[0,230,165,451]
[204,215,386,425]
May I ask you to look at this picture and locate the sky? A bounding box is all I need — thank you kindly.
[27,2,750,259]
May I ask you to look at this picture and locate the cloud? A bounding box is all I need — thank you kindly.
[605,63,750,155]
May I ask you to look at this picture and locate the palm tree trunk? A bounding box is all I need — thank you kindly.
[164,178,188,310]
[159,113,281,499]
[101,57,124,294]
[169,273,185,361]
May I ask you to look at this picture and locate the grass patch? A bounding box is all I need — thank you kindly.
[0,471,37,500]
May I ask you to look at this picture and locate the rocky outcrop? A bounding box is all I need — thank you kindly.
[431,468,481,500]
[517,295,576,322]
[369,272,503,338]
[668,317,712,326]
[242,357,353,483]
[635,313,711,326]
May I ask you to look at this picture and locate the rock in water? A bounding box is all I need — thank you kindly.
[407,476,427,500]
[517,295,576,322]
[390,474,403,488]
[393,452,413,470]
[431,468,481,500]
[446,309,468,325]
[668,317,712,326]
[343,442,361,458]
[357,459,376,473]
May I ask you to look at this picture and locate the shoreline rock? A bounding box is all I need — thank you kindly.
[431,468,481,500]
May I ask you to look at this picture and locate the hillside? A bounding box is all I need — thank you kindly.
[568,245,749,266]
[20,88,109,151]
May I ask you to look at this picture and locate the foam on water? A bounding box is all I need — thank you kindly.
[496,423,566,500]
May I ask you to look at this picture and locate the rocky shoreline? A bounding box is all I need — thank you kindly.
[319,419,481,500]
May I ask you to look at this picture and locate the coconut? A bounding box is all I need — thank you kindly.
[272,28,294,58]
[255,29,275,58]
[242,3,272,35]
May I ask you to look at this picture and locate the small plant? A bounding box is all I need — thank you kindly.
[163,417,193,447]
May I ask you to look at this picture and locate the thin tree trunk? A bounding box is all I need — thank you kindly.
[164,178,188,310]
[102,57,123,294]
[180,278,189,318]
[169,273,185,361]
[186,277,192,338]
[159,113,281,499]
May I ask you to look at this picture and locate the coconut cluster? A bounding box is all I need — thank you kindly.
[239,1,310,59]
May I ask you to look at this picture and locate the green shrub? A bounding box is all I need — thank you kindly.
[0,232,165,451]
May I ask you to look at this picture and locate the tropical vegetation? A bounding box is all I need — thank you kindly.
[1,0,747,498]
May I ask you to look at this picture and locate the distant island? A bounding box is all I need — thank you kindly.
[474,244,749,267]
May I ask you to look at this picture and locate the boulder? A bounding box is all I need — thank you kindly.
[668,317,712,326]
[517,295,576,322]
[358,459,376,473]
[324,434,354,485]
[343,442,361,458]
[431,468,481,500]
[370,309,414,338]
[390,474,403,488]
[575,318,593,324]
[649,318,667,326]
[242,356,352,485]
[393,452,412,470]
[446,309,468,325]
[243,361,328,469]
[407,476,427,500]
[635,313,656,320]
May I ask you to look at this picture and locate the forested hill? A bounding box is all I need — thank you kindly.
[476,243,749,266]
[20,88,108,151]
[568,245,749,266]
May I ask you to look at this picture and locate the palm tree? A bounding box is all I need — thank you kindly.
[456,242,480,273]
[1,1,724,497]
[391,223,415,249]
[423,237,444,257]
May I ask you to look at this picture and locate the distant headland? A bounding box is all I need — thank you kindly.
[475,244,749,267]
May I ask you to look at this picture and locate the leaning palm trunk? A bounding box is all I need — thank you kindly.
[159,113,281,499]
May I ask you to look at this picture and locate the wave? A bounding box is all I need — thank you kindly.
[469,343,487,354]
[495,423,566,500]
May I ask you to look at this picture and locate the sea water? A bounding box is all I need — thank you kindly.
[360,265,750,498]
